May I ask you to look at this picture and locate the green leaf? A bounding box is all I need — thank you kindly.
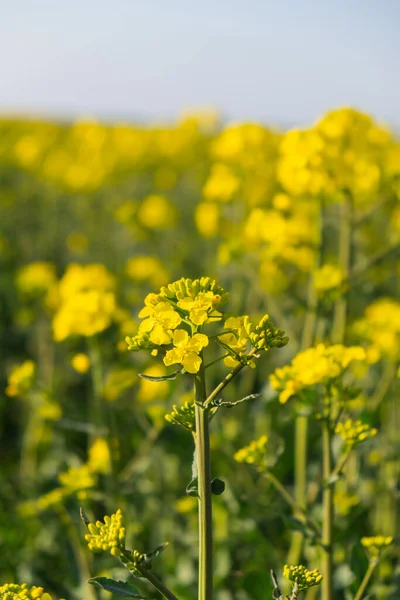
[139,369,183,382]
[88,577,147,598]
[211,478,225,495]
[142,542,169,565]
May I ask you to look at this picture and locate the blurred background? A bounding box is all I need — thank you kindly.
[1,2,399,600]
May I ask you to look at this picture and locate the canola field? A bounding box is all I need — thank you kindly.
[0,108,399,600]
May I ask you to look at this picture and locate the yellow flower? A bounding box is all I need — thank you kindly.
[85,509,126,557]
[177,291,221,325]
[71,353,91,373]
[270,344,366,403]
[0,583,53,600]
[5,360,36,397]
[138,299,182,343]
[234,435,269,471]
[164,329,209,374]
[53,290,116,341]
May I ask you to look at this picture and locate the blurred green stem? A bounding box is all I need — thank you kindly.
[353,562,377,600]
[322,418,333,600]
[194,363,213,600]
[332,194,352,344]
[88,336,104,444]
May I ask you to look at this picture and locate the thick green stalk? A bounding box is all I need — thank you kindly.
[353,562,377,600]
[194,365,213,600]
[321,420,333,600]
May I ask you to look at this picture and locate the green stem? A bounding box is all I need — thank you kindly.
[288,199,324,566]
[204,348,257,408]
[88,336,104,445]
[322,419,334,600]
[194,365,213,600]
[137,565,180,600]
[353,562,377,600]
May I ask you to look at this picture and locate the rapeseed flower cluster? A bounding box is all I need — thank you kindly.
[85,509,126,556]
[126,277,287,373]
[335,419,378,448]
[283,564,323,591]
[270,344,366,404]
[52,264,116,341]
[0,583,53,600]
[234,435,269,471]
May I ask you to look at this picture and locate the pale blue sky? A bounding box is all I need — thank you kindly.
[1,0,399,127]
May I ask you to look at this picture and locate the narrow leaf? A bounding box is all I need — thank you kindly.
[139,369,183,382]
[79,507,91,528]
[88,577,146,598]
[142,542,169,564]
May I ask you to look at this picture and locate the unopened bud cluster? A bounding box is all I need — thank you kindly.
[283,565,323,591]
[234,435,269,471]
[85,509,126,556]
[0,584,53,600]
[165,401,196,431]
[335,419,377,447]
[361,535,393,559]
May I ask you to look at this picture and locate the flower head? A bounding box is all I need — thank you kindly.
[84,509,126,557]
[336,419,377,448]
[270,344,366,404]
[361,536,393,560]
[0,584,53,600]
[283,565,323,591]
[234,435,269,471]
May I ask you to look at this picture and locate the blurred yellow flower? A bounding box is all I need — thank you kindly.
[137,194,177,229]
[88,438,111,474]
[71,353,91,373]
[5,360,36,397]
